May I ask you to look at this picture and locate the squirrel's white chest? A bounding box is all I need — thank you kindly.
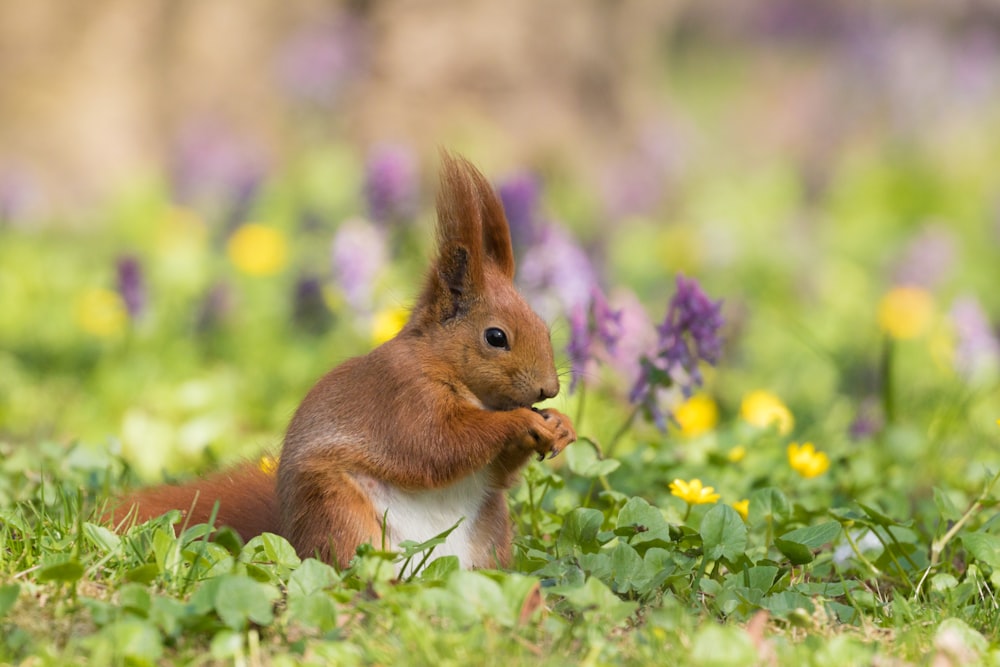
[365,470,491,570]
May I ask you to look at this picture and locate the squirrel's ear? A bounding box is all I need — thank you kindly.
[462,157,516,281]
[412,152,516,326]
[413,152,487,324]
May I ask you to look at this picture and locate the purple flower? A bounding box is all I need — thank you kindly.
[116,256,146,320]
[950,296,1000,384]
[275,13,367,107]
[849,398,882,441]
[630,274,724,429]
[566,287,623,392]
[169,119,267,227]
[892,225,956,290]
[330,218,387,312]
[497,171,542,254]
[567,304,590,389]
[606,290,658,389]
[518,223,597,322]
[364,144,419,224]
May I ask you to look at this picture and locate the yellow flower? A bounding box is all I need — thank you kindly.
[74,288,127,338]
[258,454,279,475]
[371,305,409,345]
[787,442,830,479]
[731,499,750,520]
[727,445,747,463]
[674,394,719,438]
[226,224,288,276]
[669,478,721,505]
[740,390,794,435]
[878,286,933,340]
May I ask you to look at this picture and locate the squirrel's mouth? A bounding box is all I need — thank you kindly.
[485,397,535,412]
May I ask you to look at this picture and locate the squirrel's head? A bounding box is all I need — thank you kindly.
[405,152,559,411]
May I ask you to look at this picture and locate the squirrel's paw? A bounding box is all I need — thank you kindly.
[528,408,577,460]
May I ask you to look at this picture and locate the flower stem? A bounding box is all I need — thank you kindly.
[880,336,896,425]
[913,468,1000,599]
[604,404,642,460]
[574,382,588,434]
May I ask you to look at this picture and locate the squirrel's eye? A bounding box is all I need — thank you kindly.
[484,327,509,350]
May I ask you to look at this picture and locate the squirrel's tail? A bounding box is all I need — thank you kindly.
[111,461,280,541]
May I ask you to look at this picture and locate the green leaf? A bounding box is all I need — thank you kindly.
[701,504,748,562]
[446,571,509,625]
[857,502,904,528]
[557,508,604,554]
[287,558,341,599]
[83,522,122,554]
[287,592,339,633]
[213,526,245,556]
[748,487,791,526]
[609,542,644,594]
[125,563,161,584]
[150,596,186,640]
[933,487,964,522]
[259,533,302,570]
[37,559,85,584]
[214,574,281,630]
[689,623,757,667]
[565,442,620,478]
[775,522,841,565]
[744,565,779,594]
[616,497,672,548]
[119,583,152,617]
[209,630,244,660]
[779,522,842,549]
[92,619,163,667]
[760,590,815,619]
[552,576,637,625]
[962,532,1000,569]
[0,584,19,618]
[774,539,814,566]
[418,555,460,581]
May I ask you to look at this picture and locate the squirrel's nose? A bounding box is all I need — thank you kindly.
[538,380,559,402]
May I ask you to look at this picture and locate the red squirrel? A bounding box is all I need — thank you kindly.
[118,153,577,569]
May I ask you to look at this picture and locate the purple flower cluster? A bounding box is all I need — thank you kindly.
[116,256,146,320]
[630,274,724,428]
[567,287,624,391]
[169,119,267,230]
[497,171,542,255]
[950,296,1000,383]
[892,225,956,290]
[330,218,387,313]
[275,12,367,107]
[518,223,597,322]
[363,144,419,225]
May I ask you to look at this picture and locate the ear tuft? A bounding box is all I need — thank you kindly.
[437,151,516,280]
[411,152,517,327]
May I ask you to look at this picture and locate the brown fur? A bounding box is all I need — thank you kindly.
[114,152,576,569]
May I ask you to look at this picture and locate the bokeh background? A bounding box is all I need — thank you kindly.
[1,0,998,490]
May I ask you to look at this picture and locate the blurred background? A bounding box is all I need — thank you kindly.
[4,0,997,218]
[1,0,999,490]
